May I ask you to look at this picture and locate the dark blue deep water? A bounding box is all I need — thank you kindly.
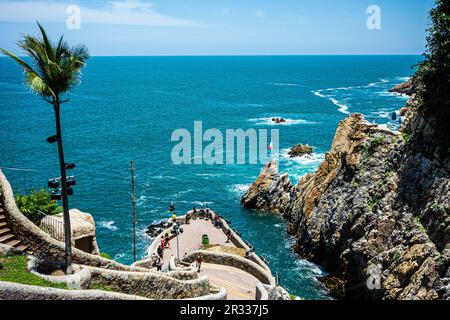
[0,55,420,299]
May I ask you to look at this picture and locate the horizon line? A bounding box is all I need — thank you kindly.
[0,53,423,58]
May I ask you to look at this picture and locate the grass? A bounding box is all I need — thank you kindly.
[0,253,67,289]
[91,283,114,292]
[100,252,112,260]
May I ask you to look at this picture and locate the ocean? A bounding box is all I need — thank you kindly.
[0,55,420,299]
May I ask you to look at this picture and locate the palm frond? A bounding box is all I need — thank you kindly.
[1,22,89,100]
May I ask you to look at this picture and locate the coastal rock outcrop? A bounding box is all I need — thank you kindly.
[241,160,292,214]
[242,108,449,300]
[389,77,415,96]
[288,144,313,158]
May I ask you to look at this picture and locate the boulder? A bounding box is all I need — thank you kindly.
[288,144,313,157]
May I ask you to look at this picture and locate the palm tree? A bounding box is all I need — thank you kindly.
[1,22,90,271]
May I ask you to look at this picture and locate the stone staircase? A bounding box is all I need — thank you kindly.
[0,188,28,252]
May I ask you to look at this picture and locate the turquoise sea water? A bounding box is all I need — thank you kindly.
[0,55,420,299]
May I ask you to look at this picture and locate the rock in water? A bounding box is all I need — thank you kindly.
[240,160,292,214]
[389,77,415,96]
[288,144,313,158]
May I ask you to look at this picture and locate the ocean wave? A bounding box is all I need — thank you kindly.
[281,149,326,166]
[196,173,223,177]
[249,117,316,126]
[266,82,303,87]
[99,220,118,231]
[230,184,251,196]
[191,201,214,207]
[312,78,391,115]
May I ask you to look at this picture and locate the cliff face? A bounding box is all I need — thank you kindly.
[242,106,449,300]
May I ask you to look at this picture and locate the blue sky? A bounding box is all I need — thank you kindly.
[0,0,434,56]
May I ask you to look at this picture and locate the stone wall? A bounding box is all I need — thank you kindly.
[0,170,145,272]
[183,250,275,286]
[88,266,211,299]
[0,281,148,300]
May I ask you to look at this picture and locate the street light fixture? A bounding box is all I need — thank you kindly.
[46,135,58,144]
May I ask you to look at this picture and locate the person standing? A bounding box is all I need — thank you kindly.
[196,253,204,273]
[226,229,231,243]
[156,256,163,271]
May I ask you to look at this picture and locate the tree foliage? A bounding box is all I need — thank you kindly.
[15,190,62,225]
[415,0,450,148]
[0,22,89,102]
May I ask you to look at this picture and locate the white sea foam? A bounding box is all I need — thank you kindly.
[191,201,214,207]
[230,184,251,196]
[99,220,118,231]
[249,117,315,126]
[313,78,391,115]
[281,149,326,166]
[267,82,303,87]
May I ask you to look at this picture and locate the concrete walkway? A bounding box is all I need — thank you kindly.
[161,218,234,266]
[199,263,258,300]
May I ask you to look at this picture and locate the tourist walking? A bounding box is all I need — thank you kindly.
[226,229,231,243]
[156,256,163,271]
[165,233,171,248]
[196,253,204,273]
[161,238,166,251]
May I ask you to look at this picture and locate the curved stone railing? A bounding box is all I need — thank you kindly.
[0,169,144,271]
[183,250,275,286]
[185,286,227,300]
[88,266,210,300]
[0,281,148,300]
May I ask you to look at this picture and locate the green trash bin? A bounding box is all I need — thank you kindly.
[202,234,209,245]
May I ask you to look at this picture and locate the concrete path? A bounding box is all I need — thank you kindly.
[161,218,233,267]
[198,263,258,300]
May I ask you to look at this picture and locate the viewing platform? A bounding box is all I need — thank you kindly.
[145,210,285,300]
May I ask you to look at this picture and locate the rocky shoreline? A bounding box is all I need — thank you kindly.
[241,96,449,300]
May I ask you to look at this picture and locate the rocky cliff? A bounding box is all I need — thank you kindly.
[242,105,449,300]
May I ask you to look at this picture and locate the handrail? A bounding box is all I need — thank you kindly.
[39,210,65,241]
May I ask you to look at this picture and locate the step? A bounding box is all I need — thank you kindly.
[0,214,6,221]
[5,239,21,248]
[0,222,7,228]
[0,233,15,243]
[16,244,29,252]
[0,228,10,235]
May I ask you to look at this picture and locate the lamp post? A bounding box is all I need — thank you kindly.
[173,223,183,262]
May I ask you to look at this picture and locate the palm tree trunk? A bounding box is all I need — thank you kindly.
[53,98,72,271]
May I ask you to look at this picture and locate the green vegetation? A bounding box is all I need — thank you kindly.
[368,196,380,211]
[414,0,450,149]
[402,133,412,144]
[100,252,112,260]
[431,202,445,214]
[15,189,62,225]
[364,137,386,157]
[91,283,114,292]
[348,212,354,222]
[0,253,67,289]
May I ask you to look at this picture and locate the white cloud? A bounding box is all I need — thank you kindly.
[255,9,265,18]
[0,0,199,27]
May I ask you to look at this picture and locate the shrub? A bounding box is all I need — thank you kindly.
[364,137,386,157]
[15,189,62,225]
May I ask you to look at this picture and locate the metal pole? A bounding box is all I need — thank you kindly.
[176,229,180,262]
[131,160,136,262]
